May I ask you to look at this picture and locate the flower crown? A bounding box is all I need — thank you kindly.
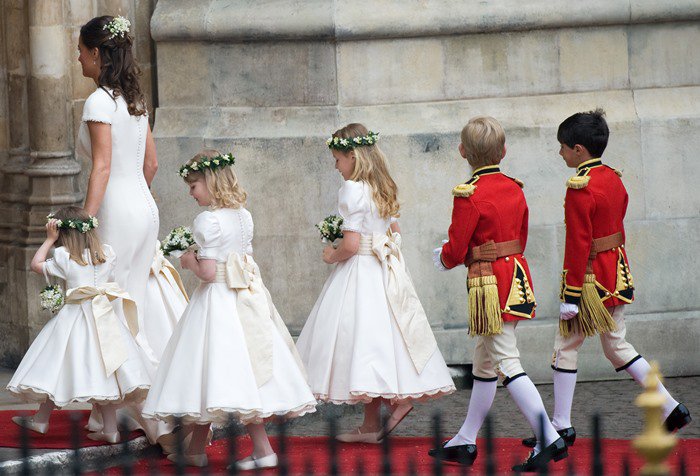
[47,213,99,233]
[103,16,131,40]
[326,131,380,151]
[178,153,235,178]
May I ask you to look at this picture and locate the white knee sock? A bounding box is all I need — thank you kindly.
[551,370,577,430]
[507,376,561,452]
[625,357,679,419]
[445,379,497,447]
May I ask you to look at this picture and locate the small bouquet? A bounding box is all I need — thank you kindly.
[40,284,64,313]
[316,215,344,244]
[161,226,195,258]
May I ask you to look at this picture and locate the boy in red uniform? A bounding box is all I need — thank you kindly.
[428,116,567,472]
[521,109,691,449]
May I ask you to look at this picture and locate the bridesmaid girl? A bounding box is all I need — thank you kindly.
[7,207,150,443]
[296,124,455,443]
[142,150,316,469]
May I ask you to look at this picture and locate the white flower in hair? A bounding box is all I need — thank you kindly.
[103,16,131,40]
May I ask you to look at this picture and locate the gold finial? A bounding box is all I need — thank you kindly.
[632,361,677,475]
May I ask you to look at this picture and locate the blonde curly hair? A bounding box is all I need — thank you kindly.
[183,149,247,209]
[331,123,400,220]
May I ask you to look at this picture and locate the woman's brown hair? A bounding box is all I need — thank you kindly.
[53,207,106,266]
[80,16,147,116]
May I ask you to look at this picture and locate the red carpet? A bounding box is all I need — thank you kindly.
[0,410,143,449]
[105,436,699,475]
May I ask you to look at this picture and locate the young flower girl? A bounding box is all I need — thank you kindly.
[7,207,151,443]
[297,124,455,443]
[142,150,316,469]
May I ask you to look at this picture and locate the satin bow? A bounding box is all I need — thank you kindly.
[151,248,189,301]
[65,283,138,377]
[222,253,305,387]
[370,232,438,374]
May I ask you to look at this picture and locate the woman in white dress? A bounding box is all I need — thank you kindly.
[7,207,151,443]
[297,124,455,443]
[76,16,180,447]
[143,150,316,470]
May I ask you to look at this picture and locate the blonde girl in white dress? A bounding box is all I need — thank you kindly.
[142,150,316,469]
[7,207,151,443]
[296,124,456,443]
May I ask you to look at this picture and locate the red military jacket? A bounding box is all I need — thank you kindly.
[441,165,536,322]
[560,158,635,307]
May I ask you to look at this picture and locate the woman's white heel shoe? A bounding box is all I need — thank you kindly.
[232,453,278,471]
[86,431,121,444]
[11,416,49,435]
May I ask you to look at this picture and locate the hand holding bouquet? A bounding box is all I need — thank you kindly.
[40,284,64,313]
[316,215,344,244]
[161,226,195,258]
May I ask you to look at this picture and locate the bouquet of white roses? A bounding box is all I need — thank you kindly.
[40,284,64,313]
[161,226,195,258]
[316,215,344,243]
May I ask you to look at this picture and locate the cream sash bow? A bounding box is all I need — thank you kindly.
[151,250,189,301]
[369,232,438,374]
[65,284,138,377]
[218,253,306,388]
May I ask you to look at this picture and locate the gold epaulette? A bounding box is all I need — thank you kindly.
[452,176,479,197]
[452,183,476,197]
[566,175,590,189]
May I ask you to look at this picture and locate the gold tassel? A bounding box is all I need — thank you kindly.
[560,274,616,338]
[468,277,483,336]
[481,275,503,335]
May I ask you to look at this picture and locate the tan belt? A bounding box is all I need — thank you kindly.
[586,232,624,272]
[464,239,522,279]
[357,235,374,255]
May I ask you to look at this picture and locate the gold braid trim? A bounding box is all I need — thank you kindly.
[467,275,503,336]
[452,183,476,197]
[559,274,617,337]
[566,175,591,189]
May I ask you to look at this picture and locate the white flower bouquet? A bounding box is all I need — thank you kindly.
[40,284,64,313]
[316,215,344,244]
[161,226,195,258]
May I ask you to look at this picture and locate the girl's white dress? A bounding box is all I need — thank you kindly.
[297,180,456,404]
[141,242,188,360]
[142,208,317,425]
[6,246,151,407]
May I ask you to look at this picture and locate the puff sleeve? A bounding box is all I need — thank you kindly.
[193,211,222,260]
[337,180,366,233]
[82,88,116,124]
[43,247,70,280]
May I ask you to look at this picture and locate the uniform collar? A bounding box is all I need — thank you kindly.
[472,165,501,177]
[576,158,603,172]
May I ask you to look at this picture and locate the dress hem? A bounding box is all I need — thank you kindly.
[142,400,318,426]
[6,383,150,408]
[314,384,456,405]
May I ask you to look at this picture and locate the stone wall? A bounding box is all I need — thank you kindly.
[151,0,700,382]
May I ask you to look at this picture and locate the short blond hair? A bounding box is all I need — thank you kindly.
[331,123,400,219]
[183,149,247,209]
[460,116,506,168]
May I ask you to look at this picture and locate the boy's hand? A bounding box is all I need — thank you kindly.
[432,247,447,271]
[180,250,197,270]
[46,220,60,242]
[559,303,579,320]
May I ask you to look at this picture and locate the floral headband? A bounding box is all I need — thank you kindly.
[103,16,130,40]
[178,153,235,178]
[47,213,99,233]
[326,131,380,151]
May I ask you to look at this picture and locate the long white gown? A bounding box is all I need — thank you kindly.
[6,246,151,406]
[77,87,177,442]
[296,180,456,404]
[142,209,317,425]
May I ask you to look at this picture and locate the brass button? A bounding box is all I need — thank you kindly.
[505,257,510,262]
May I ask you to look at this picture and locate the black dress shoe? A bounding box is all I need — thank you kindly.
[512,437,568,472]
[665,403,692,432]
[522,427,576,448]
[428,441,478,466]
